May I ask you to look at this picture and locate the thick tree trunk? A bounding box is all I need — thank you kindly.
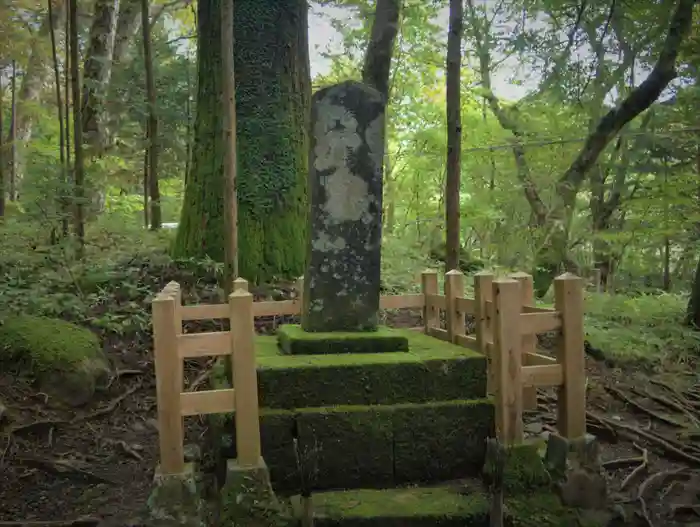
[174,0,311,284]
[221,0,238,292]
[445,0,462,273]
[362,0,401,102]
[82,0,118,151]
[141,0,161,229]
[113,0,142,65]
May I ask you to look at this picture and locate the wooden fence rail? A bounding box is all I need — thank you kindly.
[152,269,586,473]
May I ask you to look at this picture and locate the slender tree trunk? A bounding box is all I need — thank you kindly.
[9,60,17,201]
[0,74,4,218]
[69,0,86,253]
[444,0,463,272]
[221,0,238,293]
[141,0,161,229]
[64,3,72,237]
[48,0,67,236]
[143,130,149,227]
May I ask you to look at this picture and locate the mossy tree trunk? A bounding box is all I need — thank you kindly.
[174,0,310,284]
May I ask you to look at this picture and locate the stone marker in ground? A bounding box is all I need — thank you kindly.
[301,80,385,333]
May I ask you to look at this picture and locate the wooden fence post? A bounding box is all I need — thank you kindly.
[233,277,249,292]
[229,288,261,467]
[492,278,523,445]
[421,270,439,334]
[445,269,465,343]
[152,287,185,474]
[554,273,586,438]
[510,272,537,411]
[474,272,494,394]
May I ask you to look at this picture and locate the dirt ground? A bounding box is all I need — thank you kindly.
[1,307,699,526]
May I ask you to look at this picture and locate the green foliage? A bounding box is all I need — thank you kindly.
[585,292,700,364]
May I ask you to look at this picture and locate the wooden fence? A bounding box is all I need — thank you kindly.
[151,270,585,475]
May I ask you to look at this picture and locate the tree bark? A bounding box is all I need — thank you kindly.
[221,0,238,293]
[82,0,119,151]
[113,0,142,65]
[445,0,463,273]
[48,0,68,236]
[0,74,4,218]
[69,0,85,253]
[362,0,401,102]
[141,0,161,229]
[174,0,311,284]
[9,60,17,201]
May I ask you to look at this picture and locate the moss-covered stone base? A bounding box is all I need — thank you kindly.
[215,399,494,494]
[277,324,409,355]
[290,484,605,527]
[211,331,487,408]
[146,463,204,526]
[219,458,295,527]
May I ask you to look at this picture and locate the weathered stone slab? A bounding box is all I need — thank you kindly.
[302,80,386,333]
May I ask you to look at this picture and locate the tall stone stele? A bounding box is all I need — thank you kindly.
[301,81,386,333]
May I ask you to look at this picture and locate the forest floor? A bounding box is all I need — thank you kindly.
[1,259,699,526]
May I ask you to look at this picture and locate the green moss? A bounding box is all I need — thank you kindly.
[0,315,102,371]
[254,331,487,408]
[393,399,494,483]
[222,400,493,493]
[219,460,296,527]
[483,442,551,494]
[277,324,409,355]
[290,486,602,527]
[173,0,310,283]
[306,486,489,526]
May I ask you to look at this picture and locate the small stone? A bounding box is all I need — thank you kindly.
[0,399,8,424]
[524,422,543,435]
[569,433,601,471]
[184,443,201,463]
[558,468,607,509]
[544,433,569,479]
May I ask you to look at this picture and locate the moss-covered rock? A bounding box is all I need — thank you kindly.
[219,459,296,527]
[482,441,551,494]
[147,463,205,526]
[0,315,109,406]
[277,324,409,355]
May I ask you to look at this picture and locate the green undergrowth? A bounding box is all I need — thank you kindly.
[584,291,700,365]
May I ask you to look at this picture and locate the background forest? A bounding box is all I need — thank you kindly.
[0,0,699,365]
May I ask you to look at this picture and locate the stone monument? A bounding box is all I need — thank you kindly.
[302,80,386,332]
[277,80,408,355]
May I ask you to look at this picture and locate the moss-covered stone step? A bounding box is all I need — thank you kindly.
[277,324,409,355]
[289,483,591,527]
[214,399,494,494]
[246,330,487,408]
